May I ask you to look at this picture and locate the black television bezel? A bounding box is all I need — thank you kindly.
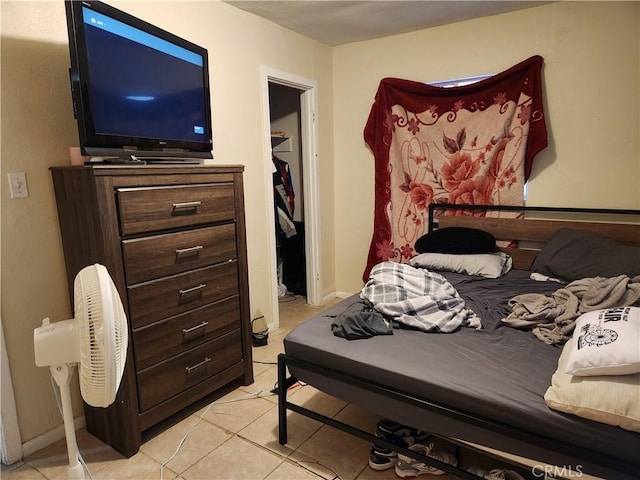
[65,0,213,160]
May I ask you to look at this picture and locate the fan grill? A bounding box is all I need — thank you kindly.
[75,265,128,408]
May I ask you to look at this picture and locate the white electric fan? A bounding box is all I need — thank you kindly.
[34,264,128,479]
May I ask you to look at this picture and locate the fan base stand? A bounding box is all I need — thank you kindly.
[51,364,85,480]
[67,463,84,480]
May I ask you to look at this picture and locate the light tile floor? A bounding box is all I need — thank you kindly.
[2,295,516,480]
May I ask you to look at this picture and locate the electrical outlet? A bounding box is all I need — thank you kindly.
[8,172,29,198]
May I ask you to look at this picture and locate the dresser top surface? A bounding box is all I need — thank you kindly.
[50,164,245,175]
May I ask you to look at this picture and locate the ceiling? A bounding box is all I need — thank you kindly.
[224,1,547,46]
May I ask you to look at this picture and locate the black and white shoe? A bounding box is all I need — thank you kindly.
[368,443,399,471]
[395,443,458,477]
[467,467,526,480]
[368,419,430,471]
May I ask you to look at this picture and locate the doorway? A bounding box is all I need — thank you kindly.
[1,320,22,464]
[260,67,321,328]
[269,83,305,300]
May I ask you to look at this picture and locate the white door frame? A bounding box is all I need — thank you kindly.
[1,318,23,464]
[260,67,322,328]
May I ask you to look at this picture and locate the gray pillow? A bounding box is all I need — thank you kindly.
[531,228,640,281]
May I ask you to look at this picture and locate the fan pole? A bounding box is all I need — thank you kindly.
[51,364,85,480]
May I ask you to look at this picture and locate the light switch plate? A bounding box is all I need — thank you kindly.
[8,172,29,198]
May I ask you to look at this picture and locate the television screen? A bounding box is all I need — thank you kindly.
[65,0,213,160]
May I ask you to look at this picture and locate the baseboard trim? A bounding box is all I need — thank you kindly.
[333,291,354,299]
[21,415,85,459]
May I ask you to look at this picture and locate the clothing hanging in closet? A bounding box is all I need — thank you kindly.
[273,155,296,239]
[273,155,307,297]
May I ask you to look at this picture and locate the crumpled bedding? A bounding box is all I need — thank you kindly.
[502,275,640,344]
[361,261,481,333]
[329,299,393,340]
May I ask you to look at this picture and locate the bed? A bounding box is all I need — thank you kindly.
[277,204,640,480]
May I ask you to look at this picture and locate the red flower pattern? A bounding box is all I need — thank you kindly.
[377,88,534,264]
[400,243,415,260]
[448,177,493,210]
[518,104,531,125]
[493,92,507,105]
[384,109,398,135]
[441,152,480,191]
[366,61,546,276]
[408,118,420,135]
[453,100,465,112]
[376,239,395,262]
[408,182,434,211]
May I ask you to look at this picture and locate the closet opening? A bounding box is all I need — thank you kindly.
[269,82,306,301]
[261,67,321,329]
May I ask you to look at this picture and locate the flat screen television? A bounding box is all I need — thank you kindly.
[65,0,213,161]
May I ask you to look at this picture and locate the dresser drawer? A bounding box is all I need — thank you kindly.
[128,262,239,329]
[137,329,242,411]
[122,224,237,285]
[133,296,240,371]
[117,183,236,236]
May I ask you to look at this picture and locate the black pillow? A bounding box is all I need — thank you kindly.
[414,227,497,254]
[531,228,640,281]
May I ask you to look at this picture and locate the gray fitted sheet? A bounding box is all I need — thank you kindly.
[283,270,640,473]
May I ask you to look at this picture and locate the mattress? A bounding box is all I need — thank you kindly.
[283,270,640,474]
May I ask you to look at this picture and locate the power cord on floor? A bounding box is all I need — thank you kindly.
[293,459,341,480]
[159,388,277,480]
[270,378,306,394]
[160,402,213,480]
[156,379,347,480]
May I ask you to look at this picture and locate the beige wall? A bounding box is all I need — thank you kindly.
[2,0,639,453]
[1,0,333,446]
[332,1,640,294]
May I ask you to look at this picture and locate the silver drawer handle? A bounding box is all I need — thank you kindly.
[185,357,211,374]
[179,283,206,297]
[182,321,209,336]
[175,245,204,257]
[172,201,201,211]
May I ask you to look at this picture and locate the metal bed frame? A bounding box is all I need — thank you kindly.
[277,204,640,480]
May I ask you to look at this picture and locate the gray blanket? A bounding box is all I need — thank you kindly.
[502,275,640,344]
[330,299,393,340]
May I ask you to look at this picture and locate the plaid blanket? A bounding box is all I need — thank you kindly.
[361,262,481,332]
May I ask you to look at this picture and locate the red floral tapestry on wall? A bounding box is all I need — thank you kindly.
[362,55,548,281]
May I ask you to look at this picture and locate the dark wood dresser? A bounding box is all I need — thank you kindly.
[50,165,253,456]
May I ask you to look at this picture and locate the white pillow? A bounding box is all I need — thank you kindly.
[408,252,512,278]
[565,307,640,376]
[545,335,640,432]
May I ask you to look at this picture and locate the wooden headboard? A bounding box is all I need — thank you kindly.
[428,204,640,271]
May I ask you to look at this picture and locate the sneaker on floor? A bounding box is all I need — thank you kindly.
[376,418,430,444]
[368,433,415,470]
[395,443,458,477]
[368,419,430,471]
[467,467,526,480]
[368,444,397,471]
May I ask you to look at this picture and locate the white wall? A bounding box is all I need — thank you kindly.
[1,0,333,449]
[332,1,640,294]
